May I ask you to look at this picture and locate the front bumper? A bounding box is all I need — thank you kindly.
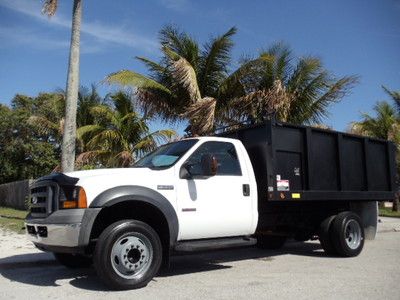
[25,208,89,252]
[25,222,81,247]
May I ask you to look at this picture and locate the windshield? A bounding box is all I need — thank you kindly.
[133,139,198,169]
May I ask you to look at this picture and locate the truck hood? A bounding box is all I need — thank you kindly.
[65,167,154,180]
[63,167,176,205]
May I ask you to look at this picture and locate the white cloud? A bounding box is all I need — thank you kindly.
[0,0,157,52]
[159,0,189,11]
[0,26,69,50]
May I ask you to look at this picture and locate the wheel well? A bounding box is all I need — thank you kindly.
[89,201,170,257]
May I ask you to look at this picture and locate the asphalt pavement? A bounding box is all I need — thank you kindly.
[0,217,399,300]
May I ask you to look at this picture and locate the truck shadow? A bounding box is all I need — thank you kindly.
[0,241,331,291]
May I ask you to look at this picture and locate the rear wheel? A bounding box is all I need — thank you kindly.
[94,220,162,290]
[257,235,287,249]
[53,253,92,268]
[319,215,338,255]
[331,212,364,257]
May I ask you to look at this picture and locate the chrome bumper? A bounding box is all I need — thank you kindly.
[25,222,81,247]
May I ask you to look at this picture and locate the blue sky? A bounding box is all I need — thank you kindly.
[0,0,399,134]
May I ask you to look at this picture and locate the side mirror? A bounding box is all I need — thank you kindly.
[179,164,192,179]
[201,154,218,176]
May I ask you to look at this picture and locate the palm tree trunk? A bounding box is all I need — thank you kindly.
[61,0,82,172]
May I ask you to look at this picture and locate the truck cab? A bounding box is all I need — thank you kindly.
[26,136,258,289]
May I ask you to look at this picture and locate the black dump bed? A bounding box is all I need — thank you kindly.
[219,120,397,205]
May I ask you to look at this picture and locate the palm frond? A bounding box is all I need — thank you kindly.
[182,97,217,135]
[136,56,167,74]
[159,25,200,68]
[76,124,103,140]
[90,105,117,124]
[42,0,58,16]
[198,27,237,96]
[227,80,293,122]
[303,75,358,124]
[163,46,202,103]
[28,115,61,137]
[105,70,172,95]
[383,86,400,114]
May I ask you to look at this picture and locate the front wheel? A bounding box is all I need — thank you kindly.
[331,212,364,257]
[94,220,162,290]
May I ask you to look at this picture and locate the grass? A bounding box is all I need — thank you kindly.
[0,206,28,234]
[379,207,400,218]
[0,205,398,234]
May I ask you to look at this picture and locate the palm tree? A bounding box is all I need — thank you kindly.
[42,0,82,172]
[106,26,241,136]
[27,86,102,146]
[350,95,400,212]
[27,93,65,145]
[383,86,400,114]
[226,43,359,125]
[107,28,357,134]
[77,92,176,167]
[350,102,399,143]
[77,84,104,127]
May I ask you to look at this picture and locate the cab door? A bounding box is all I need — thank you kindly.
[175,141,254,240]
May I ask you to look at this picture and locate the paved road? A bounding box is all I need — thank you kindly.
[0,217,399,300]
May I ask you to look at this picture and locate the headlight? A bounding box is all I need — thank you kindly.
[59,186,87,209]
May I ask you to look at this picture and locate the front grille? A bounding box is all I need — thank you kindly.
[29,182,58,218]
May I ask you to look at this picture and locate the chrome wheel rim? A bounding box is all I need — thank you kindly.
[110,233,153,279]
[344,219,362,250]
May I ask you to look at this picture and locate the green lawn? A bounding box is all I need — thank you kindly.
[379,207,400,218]
[0,206,28,234]
[0,205,398,234]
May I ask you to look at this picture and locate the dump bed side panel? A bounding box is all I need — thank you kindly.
[219,121,396,205]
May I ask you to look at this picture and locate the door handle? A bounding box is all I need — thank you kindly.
[243,184,250,196]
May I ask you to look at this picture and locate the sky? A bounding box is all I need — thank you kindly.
[0,0,399,134]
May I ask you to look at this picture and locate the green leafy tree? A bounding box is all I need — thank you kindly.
[77,92,176,167]
[0,99,59,184]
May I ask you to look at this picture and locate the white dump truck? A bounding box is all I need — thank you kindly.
[26,120,397,289]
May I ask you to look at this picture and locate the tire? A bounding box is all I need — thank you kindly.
[331,212,364,257]
[257,235,286,249]
[94,220,162,290]
[53,253,92,268]
[319,215,338,256]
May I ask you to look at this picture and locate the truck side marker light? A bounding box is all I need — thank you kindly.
[292,193,301,199]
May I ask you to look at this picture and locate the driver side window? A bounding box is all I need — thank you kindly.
[185,141,242,176]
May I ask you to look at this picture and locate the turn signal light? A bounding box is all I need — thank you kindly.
[60,186,87,209]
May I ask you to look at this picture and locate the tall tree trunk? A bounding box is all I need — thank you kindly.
[61,0,82,172]
[393,192,399,212]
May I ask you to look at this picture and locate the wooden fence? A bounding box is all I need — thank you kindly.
[0,179,33,210]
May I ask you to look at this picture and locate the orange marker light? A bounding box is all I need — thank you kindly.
[78,187,87,208]
[62,200,78,209]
